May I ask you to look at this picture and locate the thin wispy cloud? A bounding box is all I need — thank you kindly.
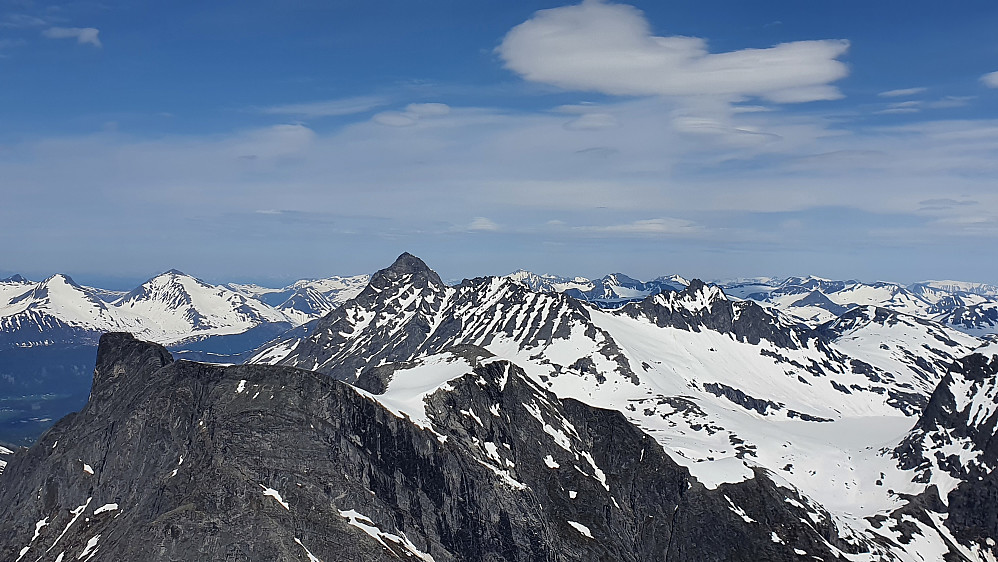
[373,103,451,127]
[877,101,921,115]
[573,218,705,236]
[467,217,500,231]
[256,96,389,118]
[878,87,927,98]
[42,27,101,48]
[982,71,998,88]
[0,14,46,28]
[498,1,849,103]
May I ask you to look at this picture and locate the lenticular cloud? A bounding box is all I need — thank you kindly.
[498,0,849,103]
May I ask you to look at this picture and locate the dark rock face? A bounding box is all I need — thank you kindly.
[893,352,998,552]
[0,333,855,561]
[620,279,809,350]
[264,257,636,386]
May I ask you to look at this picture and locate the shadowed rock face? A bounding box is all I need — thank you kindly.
[0,333,849,561]
[894,352,998,549]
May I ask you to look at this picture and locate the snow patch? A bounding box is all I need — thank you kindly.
[338,509,435,561]
[567,521,593,538]
[93,503,118,515]
[294,538,322,562]
[78,534,100,559]
[260,485,289,510]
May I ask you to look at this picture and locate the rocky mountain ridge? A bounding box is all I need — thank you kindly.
[0,333,864,561]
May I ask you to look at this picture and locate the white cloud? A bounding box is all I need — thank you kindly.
[878,87,926,98]
[406,103,451,117]
[982,71,998,88]
[373,103,451,127]
[1,14,47,28]
[498,0,848,103]
[876,100,921,115]
[467,217,499,231]
[3,97,998,282]
[258,96,388,118]
[564,113,618,130]
[575,218,704,235]
[42,27,101,48]
[925,96,973,109]
[373,111,418,127]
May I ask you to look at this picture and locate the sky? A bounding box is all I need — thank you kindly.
[1,0,998,288]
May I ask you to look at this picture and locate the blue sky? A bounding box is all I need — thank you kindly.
[2,0,998,287]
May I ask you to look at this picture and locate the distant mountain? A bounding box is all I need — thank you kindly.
[0,273,136,349]
[505,269,688,308]
[115,270,292,346]
[722,276,998,336]
[228,275,369,325]
[0,271,363,445]
[244,253,993,561]
[3,254,996,559]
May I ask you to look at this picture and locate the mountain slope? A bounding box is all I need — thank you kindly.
[0,333,863,561]
[0,274,137,348]
[228,275,369,325]
[246,253,996,560]
[113,269,292,344]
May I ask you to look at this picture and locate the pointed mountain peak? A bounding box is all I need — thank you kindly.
[684,278,708,294]
[1,274,27,283]
[163,268,187,276]
[386,252,432,275]
[370,253,443,288]
[43,273,80,287]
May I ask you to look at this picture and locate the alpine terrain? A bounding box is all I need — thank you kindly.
[0,254,996,561]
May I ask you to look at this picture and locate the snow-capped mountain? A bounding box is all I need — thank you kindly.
[505,269,688,307]
[720,275,998,336]
[244,253,998,560]
[3,254,998,559]
[228,275,369,325]
[0,271,289,349]
[507,271,998,336]
[0,270,371,352]
[0,274,136,348]
[0,333,872,561]
[114,269,292,345]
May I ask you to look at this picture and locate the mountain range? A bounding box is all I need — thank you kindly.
[1,253,997,560]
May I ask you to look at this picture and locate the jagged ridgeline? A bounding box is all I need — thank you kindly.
[0,253,996,561]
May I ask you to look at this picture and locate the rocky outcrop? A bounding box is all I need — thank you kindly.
[893,352,998,553]
[0,333,851,561]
